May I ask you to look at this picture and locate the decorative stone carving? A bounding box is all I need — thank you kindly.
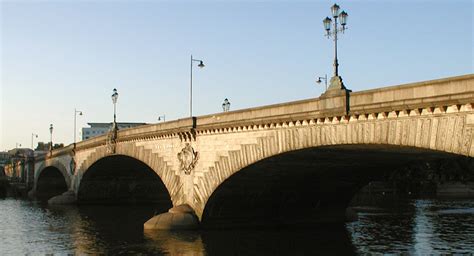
[178,129,197,142]
[177,143,199,175]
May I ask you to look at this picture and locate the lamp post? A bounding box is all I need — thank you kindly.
[190,55,205,117]
[49,124,53,152]
[31,133,38,149]
[323,3,348,91]
[111,88,119,129]
[15,143,21,148]
[74,108,83,146]
[316,74,328,90]
[158,115,166,122]
[106,88,119,154]
[222,98,230,112]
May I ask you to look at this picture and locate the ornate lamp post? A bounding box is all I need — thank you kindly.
[31,133,38,149]
[190,55,205,117]
[49,124,53,152]
[222,98,230,112]
[323,3,349,91]
[111,88,118,127]
[74,108,83,146]
[107,88,119,154]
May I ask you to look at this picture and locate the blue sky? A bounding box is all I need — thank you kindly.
[1,0,472,150]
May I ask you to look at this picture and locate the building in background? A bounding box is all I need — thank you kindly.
[0,152,11,176]
[4,148,35,187]
[82,122,147,140]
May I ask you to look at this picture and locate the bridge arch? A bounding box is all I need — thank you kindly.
[77,155,173,212]
[195,107,473,222]
[200,144,468,227]
[75,143,181,206]
[35,161,71,201]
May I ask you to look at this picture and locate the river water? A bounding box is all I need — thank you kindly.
[0,198,473,255]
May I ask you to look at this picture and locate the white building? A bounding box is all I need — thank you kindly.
[82,122,147,140]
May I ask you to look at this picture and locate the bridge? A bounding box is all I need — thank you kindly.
[31,74,473,229]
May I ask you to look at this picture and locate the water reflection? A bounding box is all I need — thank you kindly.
[144,230,204,256]
[347,199,474,254]
[0,198,473,255]
[201,227,355,255]
[415,200,474,254]
[72,205,159,255]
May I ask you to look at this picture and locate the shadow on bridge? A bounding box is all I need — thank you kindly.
[201,145,469,229]
[77,155,172,214]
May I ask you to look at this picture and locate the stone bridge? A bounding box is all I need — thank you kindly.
[32,74,474,228]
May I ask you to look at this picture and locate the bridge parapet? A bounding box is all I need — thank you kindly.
[350,74,473,113]
[57,74,472,153]
[193,74,473,134]
[35,144,74,161]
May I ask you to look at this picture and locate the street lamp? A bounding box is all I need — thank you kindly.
[222,98,230,112]
[15,143,21,148]
[31,133,38,149]
[323,3,349,91]
[49,124,53,151]
[106,89,119,154]
[111,88,119,128]
[190,55,205,117]
[74,108,83,146]
[316,74,328,90]
[158,115,166,122]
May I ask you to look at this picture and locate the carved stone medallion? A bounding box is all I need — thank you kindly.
[177,143,199,175]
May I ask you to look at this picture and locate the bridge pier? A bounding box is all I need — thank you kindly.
[142,156,200,230]
[144,204,200,230]
[48,190,76,205]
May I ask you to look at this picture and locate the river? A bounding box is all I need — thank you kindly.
[0,198,473,255]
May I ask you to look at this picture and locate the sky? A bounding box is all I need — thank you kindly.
[0,0,472,151]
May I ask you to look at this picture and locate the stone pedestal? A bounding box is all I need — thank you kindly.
[319,75,351,116]
[144,204,199,230]
[321,76,350,97]
[48,190,76,205]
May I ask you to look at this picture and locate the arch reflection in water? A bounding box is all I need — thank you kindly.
[143,226,355,255]
[201,226,355,255]
[144,230,204,255]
